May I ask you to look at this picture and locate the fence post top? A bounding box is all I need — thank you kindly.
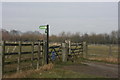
[62,43,67,48]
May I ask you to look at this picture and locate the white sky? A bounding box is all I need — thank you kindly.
[1,2,118,35]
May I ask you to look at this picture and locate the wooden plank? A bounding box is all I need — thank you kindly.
[49,46,60,49]
[71,50,83,53]
[5,43,19,46]
[71,43,82,46]
[71,48,82,50]
[22,51,36,54]
[21,44,32,46]
[4,51,39,56]
[4,42,43,46]
[4,52,18,55]
[4,57,42,65]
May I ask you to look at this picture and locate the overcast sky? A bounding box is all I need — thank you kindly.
[2,2,118,35]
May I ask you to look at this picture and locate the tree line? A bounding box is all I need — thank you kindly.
[1,29,118,44]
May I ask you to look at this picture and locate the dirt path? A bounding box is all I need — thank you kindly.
[62,61,118,78]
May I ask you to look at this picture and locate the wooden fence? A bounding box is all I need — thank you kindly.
[1,40,45,76]
[1,41,86,76]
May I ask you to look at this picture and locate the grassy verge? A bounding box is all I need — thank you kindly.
[29,67,102,78]
[4,59,103,78]
[27,60,103,78]
[86,57,118,64]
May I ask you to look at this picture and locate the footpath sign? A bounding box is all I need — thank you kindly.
[39,25,47,29]
[39,24,49,64]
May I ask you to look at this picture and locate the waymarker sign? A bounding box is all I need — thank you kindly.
[39,24,49,64]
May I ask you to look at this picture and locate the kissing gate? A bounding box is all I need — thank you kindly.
[0,40,87,76]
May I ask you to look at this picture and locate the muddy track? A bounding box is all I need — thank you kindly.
[62,61,118,78]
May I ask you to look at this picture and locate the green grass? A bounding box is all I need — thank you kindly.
[26,60,103,78]
[29,68,103,78]
[86,44,118,64]
[87,45,118,58]
[88,44,118,57]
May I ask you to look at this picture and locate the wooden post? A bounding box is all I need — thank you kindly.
[40,41,44,66]
[1,41,5,78]
[37,42,40,69]
[84,42,88,58]
[68,40,71,55]
[109,44,112,57]
[31,42,34,68]
[62,43,68,62]
[81,42,84,58]
[17,41,21,72]
[43,42,47,64]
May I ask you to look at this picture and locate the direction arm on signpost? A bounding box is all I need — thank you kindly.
[39,25,47,29]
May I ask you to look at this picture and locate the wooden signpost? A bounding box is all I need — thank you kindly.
[39,25,49,64]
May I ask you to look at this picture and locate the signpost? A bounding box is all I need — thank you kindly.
[39,24,49,64]
[46,25,49,64]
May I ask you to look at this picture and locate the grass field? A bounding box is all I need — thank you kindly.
[87,44,118,63]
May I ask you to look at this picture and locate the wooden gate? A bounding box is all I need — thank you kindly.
[49,45,62,62]
[1,40,44,75]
